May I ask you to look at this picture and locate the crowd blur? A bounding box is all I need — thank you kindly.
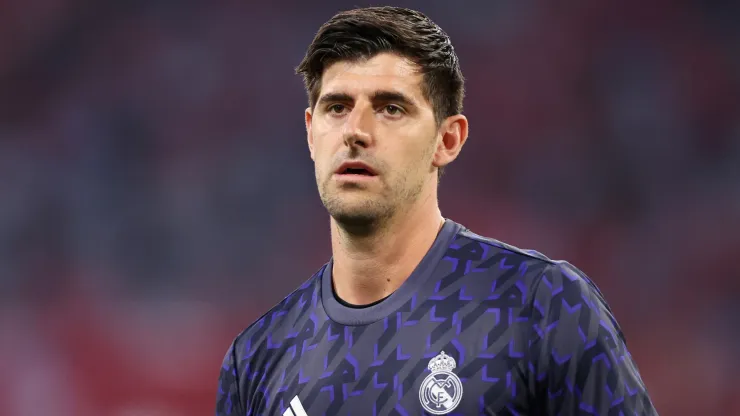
[0,1,738,415]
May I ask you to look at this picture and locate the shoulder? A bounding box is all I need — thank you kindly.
[455,225,556,265]
[452,222,609,311]
[449,223,556,289]
[216,265,327,414]
[231,264,326,362]
[530,259,625,344]
[454,226,659,413]
[454,223,629,351]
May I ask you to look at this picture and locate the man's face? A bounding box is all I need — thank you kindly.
[305,53,440,227]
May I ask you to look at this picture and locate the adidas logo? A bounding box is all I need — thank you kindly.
[283,396,308,416]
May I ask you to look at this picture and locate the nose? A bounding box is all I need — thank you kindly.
[342,104,374,149]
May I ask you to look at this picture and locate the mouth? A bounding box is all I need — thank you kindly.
[335,162,378,177]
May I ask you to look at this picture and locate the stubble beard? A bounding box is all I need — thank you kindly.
[318,169,425,236]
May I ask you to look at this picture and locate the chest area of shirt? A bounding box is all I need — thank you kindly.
[249,306,530,415]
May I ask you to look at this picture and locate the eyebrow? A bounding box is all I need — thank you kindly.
[317,92,353,107]
[317,90,417,108]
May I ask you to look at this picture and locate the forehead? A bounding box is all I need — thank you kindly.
[320,53,426,102]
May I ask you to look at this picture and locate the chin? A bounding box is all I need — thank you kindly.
[331,211,379,229]
[323,196,393,229]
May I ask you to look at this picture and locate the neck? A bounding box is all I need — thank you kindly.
[329,192,444,306]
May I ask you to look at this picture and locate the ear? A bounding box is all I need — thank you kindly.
[432,114,469,169]
[305,107,315,161]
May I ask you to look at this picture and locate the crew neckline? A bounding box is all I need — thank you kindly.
[321,219,461,326]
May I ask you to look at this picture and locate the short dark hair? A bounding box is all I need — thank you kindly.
[296,7,465,178]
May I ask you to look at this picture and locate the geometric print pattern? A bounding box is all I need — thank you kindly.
[526,261,657,415]
[216,224,658,415]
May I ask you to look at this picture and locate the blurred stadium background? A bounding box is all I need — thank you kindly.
[1,1,739,415]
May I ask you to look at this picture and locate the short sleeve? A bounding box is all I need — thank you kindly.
[216,340,244,416]
[528,262,658,415]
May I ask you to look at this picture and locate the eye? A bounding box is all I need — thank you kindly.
[328,104,346,114]
[382,105,403,116]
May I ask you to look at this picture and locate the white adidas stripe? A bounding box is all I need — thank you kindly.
[283,396,308,416]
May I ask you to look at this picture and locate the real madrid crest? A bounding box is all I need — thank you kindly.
[419,351,463,414]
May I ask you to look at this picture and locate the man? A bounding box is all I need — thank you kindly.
[216,6,657,415]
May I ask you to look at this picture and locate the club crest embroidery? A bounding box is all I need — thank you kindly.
[419,351,463,414]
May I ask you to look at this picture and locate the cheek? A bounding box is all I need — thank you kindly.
[312,135,335,176]
[402,138,436,168]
